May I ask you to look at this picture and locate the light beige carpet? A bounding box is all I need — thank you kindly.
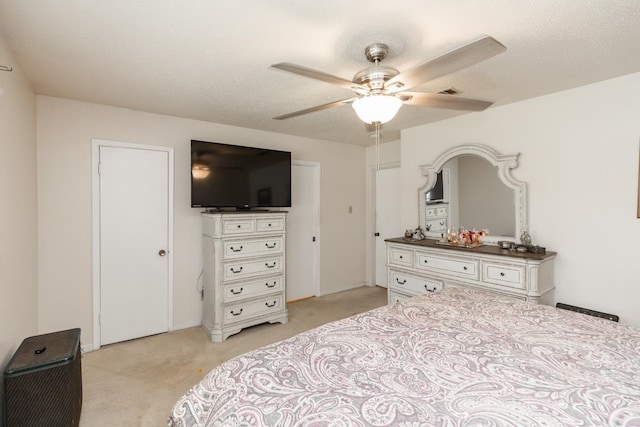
[80,285,387,426]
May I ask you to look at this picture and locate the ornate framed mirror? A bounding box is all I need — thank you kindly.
[418,144,528,244]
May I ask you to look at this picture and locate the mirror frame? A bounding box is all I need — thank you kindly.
[418,144,528,244]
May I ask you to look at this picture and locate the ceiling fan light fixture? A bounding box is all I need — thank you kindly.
[192,164,210,179]
[352,94,402,124]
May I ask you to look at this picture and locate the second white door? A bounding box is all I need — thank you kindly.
[98,144,171,346]
[375,167,401,288]
[286,162,320,301]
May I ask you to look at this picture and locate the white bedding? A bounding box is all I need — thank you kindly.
[169,287,640,426]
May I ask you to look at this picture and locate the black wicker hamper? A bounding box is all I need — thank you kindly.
[3,328,82,426]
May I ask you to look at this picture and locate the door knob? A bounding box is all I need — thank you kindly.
[158,249,166,256]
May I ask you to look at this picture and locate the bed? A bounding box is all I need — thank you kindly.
[168,287,640,426]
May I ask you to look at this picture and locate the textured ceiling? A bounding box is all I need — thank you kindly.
[0,1,638,146]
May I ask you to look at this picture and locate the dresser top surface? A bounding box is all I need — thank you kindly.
[386,237,556,261]
[201,210,287,215]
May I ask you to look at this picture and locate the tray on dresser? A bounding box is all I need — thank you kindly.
[435,241,484,248]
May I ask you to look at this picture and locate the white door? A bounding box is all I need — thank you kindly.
[286,162,320,301]
[375,167,401,287]
[98,144,171,345]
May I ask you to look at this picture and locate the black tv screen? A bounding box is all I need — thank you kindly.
[191,140,291,209]
[425,170,444,204]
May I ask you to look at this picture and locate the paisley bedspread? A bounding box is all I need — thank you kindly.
[168,288,640,426]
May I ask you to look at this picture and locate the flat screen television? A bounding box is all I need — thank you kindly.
[425,170,444,204]
[191,140,291,209]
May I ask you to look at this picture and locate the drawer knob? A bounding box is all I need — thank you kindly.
[265,281,277,288]
[463,266,468,271]
[396,278,407,285]
[265,301,277,308]
[500,272,505,277]
[268,223,272,227]
[237,225,241,228]
[230,287,243,295]
[399,255,403,259]
[265,262,277,268]
[423,260,428,264]
[230,245,243,252]
[265,243,277,249]
[230,308,243,316]
[230,266,243,274]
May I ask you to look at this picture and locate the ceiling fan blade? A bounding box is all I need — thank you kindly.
[273,97,357,120]
[385,36,506,92]
[272,62,369,92]
[401,92,493,111]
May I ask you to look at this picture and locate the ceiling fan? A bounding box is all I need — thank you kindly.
[271,35,506,125]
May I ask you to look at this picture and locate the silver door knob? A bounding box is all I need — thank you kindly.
[158,249,166,256]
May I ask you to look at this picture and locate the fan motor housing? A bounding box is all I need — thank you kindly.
[353,43,399,90]
[353,66,399,90]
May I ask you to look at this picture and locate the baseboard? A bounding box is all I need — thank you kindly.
[81,343,95,353]
[82,321,202,354]
[170,320,202,332]
[317,281,369,297]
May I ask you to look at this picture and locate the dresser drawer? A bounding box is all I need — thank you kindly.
[223,236,284,259]
[482,262,526,290]
[224,276,283,303]
[425,205,447,219]
[425,207,438,218]
[223,256,283,281]
[256,217,285,233]
[425,218,447,232]
[389,269,443,296]
[445,279,528,300]
[222,218,255,235]
[224,295,284,324]
[415,253,478,279]
[388,246,413,268]
[436,206,448,217]
[389,291,411,304]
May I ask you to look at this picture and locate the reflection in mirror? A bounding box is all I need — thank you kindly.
[448,155,515,236]
[418,144,527,244]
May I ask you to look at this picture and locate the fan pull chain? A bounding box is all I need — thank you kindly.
[374,121,381,170]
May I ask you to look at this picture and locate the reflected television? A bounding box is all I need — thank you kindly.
[425,170,444,204]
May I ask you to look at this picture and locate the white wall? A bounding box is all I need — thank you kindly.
[401,72,640,326]
[0,37,38,416]
[36,96,367,348]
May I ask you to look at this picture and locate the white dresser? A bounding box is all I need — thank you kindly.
[201,211,288,342]
[386,238,556,305]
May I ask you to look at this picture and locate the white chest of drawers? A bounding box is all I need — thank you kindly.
[424,203,449,234]
[201,212,288,342]
[386,238,556,305]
